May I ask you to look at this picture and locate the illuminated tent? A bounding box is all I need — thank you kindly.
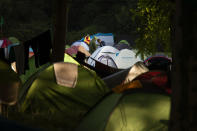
[87,46,119,68]
[76,91,170,131]
[19,62,109,129]
[114,49,142,69]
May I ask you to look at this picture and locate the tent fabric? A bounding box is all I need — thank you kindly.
[20,64,109,129]
[18,62,51,105]
[114,43,131,50]
[64,53,79,65]
[87,46,119,67]
[71,41,89,51]
[94,59,121,78]
[0,38,11,48]
[81,33,114,46]
[0,40,3,47]
[112,80,143,93]
[75,93,123,131]
[19,56,50,84]
[88,46,143,69]
[65,45,91,57]
[111,70,171,94]
[8,37,20,44]
[114,40,131,50]
[54,62,78,88]
[76,92,170,131]
[118,40,130,45]
[65,46,78,56]
[135,70,171,94]
[97,55,117,68]
[78,45,91,57]
[102,62,149,88]
[121,61,149,84]
[114,49,142,69]
[144,55,172,71]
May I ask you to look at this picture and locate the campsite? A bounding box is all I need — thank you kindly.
[0,0,197,131]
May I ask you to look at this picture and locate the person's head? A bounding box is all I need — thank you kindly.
[97,39,101,43]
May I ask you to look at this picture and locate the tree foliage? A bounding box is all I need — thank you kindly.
[0,0,175,59]
[0,0,52,41]
[68,0,137,40]
[131,0,174,59]
[0,0,138,43]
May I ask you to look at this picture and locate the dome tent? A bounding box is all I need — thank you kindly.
[19,62,110,130]
[144,54,172,71]
[87,46,119,68]
[71,41,90,51]
[76,90,170,131]
[114,40,131,50]
[115,49,142,69]
[88,47,143,70]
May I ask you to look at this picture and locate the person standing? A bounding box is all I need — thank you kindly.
[89,36,98,54]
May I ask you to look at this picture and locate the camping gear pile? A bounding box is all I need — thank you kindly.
[0,32,172,130]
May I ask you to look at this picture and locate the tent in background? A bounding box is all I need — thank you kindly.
[81,33,115,46]
[114,49,142,69]
[102,61,149,89]
[8,37,20,44]
[71,41,89,51]
[114,40,131,50]
[144,54,172,71]
[88,47,142,69]
[87,46,119,67]
[65,45,91,57]
[93,33,114,46]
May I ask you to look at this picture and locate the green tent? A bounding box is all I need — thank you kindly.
[64,53,79,65]
[76,91,170,131]
[8,37,20,44]
[18,63,110,130]
[118,40,130,45]
[19,56,50,84]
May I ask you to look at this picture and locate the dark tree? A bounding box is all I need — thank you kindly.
[52,0,68,62]
[170,0,197,130]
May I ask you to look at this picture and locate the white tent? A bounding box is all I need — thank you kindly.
[71,41,89,51]
[87,46,119,67]
[88,47,142,69]
[114,49,142,69]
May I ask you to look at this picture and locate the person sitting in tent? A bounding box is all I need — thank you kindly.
[97,39,105,47]
[89,36,98,54]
